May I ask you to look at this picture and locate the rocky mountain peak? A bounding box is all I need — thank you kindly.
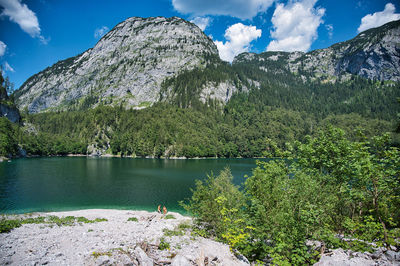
[233,19,400,82]
[15,16,218,113]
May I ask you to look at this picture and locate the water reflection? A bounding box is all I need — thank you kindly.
[0,157,263,213]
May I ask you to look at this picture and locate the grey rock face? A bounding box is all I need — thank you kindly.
[0,103,20,123]
[15,16,218,113]
[315,248,400,266]
[234,20,400,82]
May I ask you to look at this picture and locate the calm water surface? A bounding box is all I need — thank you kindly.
[0,157,263,214]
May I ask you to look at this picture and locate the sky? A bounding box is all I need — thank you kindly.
[0,0,399,90]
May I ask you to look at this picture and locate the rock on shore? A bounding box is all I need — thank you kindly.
[315,248,400,266]
[0,209,248,265]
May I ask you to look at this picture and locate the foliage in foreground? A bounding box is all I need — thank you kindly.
[183,127,400,264]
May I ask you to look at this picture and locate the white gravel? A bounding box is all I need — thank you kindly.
[0,209,248,265]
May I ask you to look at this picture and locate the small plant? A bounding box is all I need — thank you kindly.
[93,218,108,223]
[159,237,170,250]
[163,228,184,237]
[164,214,175,220]
[92,251,112,258]
[88,229,94,232]
[178,222,191,230]
[168,252,177,259]
[22,216,46,224]
[127,217,138,222]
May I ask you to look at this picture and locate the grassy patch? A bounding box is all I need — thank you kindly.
[164,214,175,220]
[47,216,107,226]
[0,215,108,233]
[163,228,184,237]
[127,217,138,222]
[177,221,191,230]
[0,219,22,233]
[93,218,108,223]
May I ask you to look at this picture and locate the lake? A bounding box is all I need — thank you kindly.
[0,157,263,214]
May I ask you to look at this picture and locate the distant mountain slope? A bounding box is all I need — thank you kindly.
[234,20,400,82]
[15,16,219,113]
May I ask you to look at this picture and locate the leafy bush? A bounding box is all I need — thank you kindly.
[181,168,246,236]
[0,219,22,233]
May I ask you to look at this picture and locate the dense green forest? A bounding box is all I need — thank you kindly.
[0,100,394,158]
[183,127,400,264]
[0,62,399,159]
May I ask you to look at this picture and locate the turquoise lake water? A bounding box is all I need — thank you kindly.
[0,157,263,214]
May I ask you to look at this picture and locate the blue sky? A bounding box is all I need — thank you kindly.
[0,0,399,89]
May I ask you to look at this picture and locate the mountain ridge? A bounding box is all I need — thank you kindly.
[234,19,400,82]
[14,18,400,113]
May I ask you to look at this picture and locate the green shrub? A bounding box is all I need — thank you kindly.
[159,237,170,250]
[0,219,22,233]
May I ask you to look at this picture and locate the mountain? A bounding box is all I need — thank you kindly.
[15,16,220,113]
[15,18,400,113]
[234,19,400,82]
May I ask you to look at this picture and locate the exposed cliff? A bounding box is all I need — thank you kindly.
[15,17,219,113]
[234,20,400,82]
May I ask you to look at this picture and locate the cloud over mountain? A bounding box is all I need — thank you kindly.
[358,3,400,33]
[267,0,325,52]
[214,23,261,62]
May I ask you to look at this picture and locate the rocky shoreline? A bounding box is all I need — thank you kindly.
[0,209,247,265]
[1,209,399,265]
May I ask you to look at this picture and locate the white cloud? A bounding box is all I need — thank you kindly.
[172,0,274,20]
[94,26,110,39]
[4,62,15,72]
[214,23,261,62]
[358,3,400,33]
[190,17,211,31]
[325,24,333,39]
[266,0,325,52]
[0,0,43,39]
[0,41,6,57]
